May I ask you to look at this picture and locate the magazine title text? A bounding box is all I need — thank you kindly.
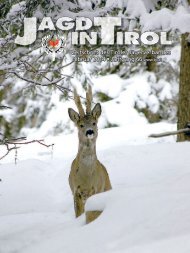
[15,17,173,46]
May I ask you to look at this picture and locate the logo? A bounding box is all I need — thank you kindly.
[42,34,65,61]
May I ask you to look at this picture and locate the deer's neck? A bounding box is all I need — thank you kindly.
[77,139,97,167]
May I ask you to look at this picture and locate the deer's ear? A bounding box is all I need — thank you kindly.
[92,103,101,120]
[68,108,80,123]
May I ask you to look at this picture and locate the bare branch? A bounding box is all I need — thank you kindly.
[0,136,54,161]
[1,61,92,106]
[8,71,65,87]
[0,145,19,161]
[0,105,12,109]
[8,139,53,147]
[37,60,75,74]
[149,128,190,138]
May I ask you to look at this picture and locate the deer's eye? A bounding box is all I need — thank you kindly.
[80,124,84,128]
[93,122,96,126]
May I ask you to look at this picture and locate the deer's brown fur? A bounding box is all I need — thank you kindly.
[68,86,112,223]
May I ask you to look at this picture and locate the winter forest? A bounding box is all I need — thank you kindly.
[1,0,190,252]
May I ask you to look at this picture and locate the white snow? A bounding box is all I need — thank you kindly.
[1,123,190,253]
[140,4,190,33]
[92,74,125,98]
[7,1,26,18]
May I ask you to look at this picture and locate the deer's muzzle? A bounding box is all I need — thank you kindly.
[86,129,94,139]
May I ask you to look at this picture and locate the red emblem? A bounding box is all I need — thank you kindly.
[48,39,59,47]
[42,35,65,61]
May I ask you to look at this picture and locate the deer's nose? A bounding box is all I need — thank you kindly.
[86,129,94,136]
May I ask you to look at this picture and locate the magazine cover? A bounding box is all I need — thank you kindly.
[0,0,190,252]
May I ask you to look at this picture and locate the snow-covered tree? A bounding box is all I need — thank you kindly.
[0,0,190,138]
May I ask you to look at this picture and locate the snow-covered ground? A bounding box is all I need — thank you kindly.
[1,123,190,253]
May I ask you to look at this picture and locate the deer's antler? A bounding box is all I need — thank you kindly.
[74,88,85,117]
[86,85,92,115]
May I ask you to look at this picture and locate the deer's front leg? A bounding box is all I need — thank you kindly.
[74,188,85,217]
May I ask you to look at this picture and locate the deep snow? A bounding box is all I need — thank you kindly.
[1,124,190,253]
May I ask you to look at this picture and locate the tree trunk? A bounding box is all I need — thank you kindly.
[177,32,190,141]
[146,53,157,72]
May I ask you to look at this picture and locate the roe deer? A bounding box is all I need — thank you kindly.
[68,86,112,224]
